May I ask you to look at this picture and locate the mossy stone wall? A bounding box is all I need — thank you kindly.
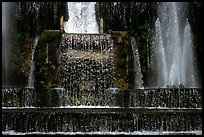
[34,30,61,107]
[110,31,134,90]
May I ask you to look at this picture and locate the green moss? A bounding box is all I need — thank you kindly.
[8,32,33,87]
[34,31,61,93]
[40,31,61,43]
[111,31,134,90]
[134,23,155,85]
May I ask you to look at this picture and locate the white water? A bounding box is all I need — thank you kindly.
[2,2,12,86]
[181,20,197,87]
[2,130,202,135]
[131,37,144,89]
[153,2,198,88]
[64,2,99,34]
[154,18,168,87]
[27,37,39,88]
[2,106,202,109]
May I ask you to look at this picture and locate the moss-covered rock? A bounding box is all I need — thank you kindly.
[134,23,155,86]
[110,31,134,90]
[7,32,34,87]
[34,30,61,94]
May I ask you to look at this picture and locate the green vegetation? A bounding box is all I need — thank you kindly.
[110,31,134,90]
[34,31,61,107]
[9,2,202,89]
[9,32,33,87]
[34,31,61,93]
[110,23,154,89]
[134,23,155,86]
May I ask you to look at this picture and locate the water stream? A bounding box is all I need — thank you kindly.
[64,2,99,34]
[27,37,39,88]
[152,2,199,88]
[2,2,202,135]
[131,37,144,89]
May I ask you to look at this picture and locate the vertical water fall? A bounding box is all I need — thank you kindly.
[181,19,197,87]
[2,2,12,86]
[60,34,114,106]
[60,2,115,106]
[152,2,199,88]
[131,37,144,89]
[155,18,168,87]
[27,37,39,88]
[64,2,99,34]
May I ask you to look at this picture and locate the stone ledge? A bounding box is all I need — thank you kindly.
[2,107,202,114]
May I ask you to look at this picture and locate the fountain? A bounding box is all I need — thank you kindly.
[2,2,202,135]
[2,2,12,86]
[130,37,144,89]
[27,36,39,88]
[152,2,199,88]
[64,2,99,34]
[60,33,115,106]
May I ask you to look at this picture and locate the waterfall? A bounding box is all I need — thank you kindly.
[155,18,168,87]
[60,34,114,106]
[181,20,197,87]
[27,37,39,88]
[2,87,35,107]
[64,2,99,34]
[1,2,202,135]
[60,2,115,106]
[130,37,144,89]
[153,2,199,88]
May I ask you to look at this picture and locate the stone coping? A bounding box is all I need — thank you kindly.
[2,107,202,114]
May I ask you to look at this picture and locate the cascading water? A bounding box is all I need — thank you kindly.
[130,37,144,89]
[27,36,39,88]
[181,20,197,87]
[64,2,99,34]
[60,2,116,106]
[2,87,35,107]
[152,2,199,88]
[2,2,202,135]
[2,110,202,134]
[60,34,115,106]
[154,18,168,87]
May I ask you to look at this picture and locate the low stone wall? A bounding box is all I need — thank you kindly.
[2,87,202,108]
[2,87,35,107]
[2,108,202,133]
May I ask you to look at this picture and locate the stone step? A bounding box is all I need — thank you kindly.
[2,107,202,114]
[2,130,202,135]
[2,108,202,133]
[61,33,112,52]
[2,87,202,108]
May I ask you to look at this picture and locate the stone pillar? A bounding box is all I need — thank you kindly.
[100,17,103,34]
[60,16,64,32]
